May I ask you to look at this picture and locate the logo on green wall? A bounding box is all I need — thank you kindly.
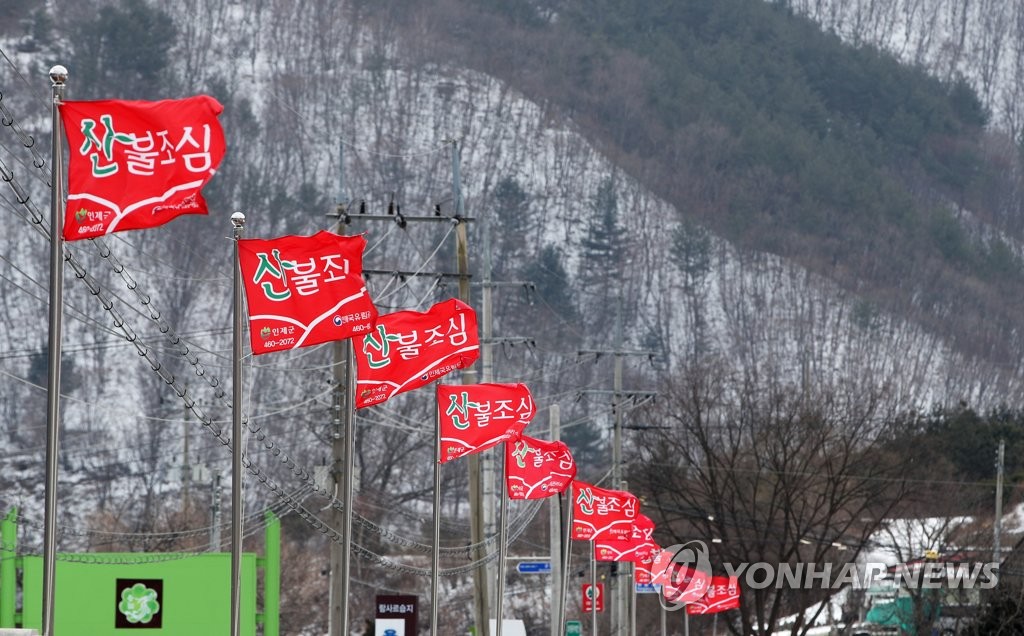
[115,579,163,628]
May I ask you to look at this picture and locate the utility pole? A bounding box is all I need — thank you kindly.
[334,144,473,634]
[994,439,1005,568]
[210,471,222,550]
[327,188,355,636]
[451,138,491,636]
[182,399,190,519]
[577,348,655,636]
[478,138,498,629]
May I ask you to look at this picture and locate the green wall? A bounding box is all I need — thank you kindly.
[20,553,257,635]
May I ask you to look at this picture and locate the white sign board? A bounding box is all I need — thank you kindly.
[488,619,527,636]
[375,618,405,635]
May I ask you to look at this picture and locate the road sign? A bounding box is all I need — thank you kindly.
[635,583,661,594]
[375,594,417,636]
[582,582,604,612]
[565,620,582,636]
[516,561,551,574]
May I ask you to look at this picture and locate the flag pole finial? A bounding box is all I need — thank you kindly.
[49,65,67,85]
[231,211,246,230]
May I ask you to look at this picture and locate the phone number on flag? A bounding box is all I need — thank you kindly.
[263,338,295,348]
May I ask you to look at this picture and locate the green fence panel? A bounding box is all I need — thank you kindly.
[21,552,257,635]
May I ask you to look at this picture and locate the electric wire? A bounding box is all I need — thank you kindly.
[0,89,611,573]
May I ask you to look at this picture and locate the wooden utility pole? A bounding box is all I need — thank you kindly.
[577,348,655,636]
[452,138,490,636]
[328,201,354,636]
[994,439,1005,568]
[331,140,473,634]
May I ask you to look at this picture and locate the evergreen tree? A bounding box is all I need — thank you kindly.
[518,244,579,347]
[491,176,533,278]
[671,220,713,360]
[578,176,627,335]
[69,0,178,99]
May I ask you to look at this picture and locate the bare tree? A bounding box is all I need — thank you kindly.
[630,358,910,636]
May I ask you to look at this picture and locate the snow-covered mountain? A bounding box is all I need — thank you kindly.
[0,0,1021,632]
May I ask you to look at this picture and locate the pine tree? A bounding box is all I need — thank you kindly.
[69,0,178,100]
[578,176,626,336]
[671,220,713,360]
[518,244,579,347]
[491,176,533,278]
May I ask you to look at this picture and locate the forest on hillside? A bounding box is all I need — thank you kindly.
[361,0,1024,376]
[2,0,1024,634]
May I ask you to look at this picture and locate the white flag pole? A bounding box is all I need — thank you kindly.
[230,211,246,636]
[591,540,598,636]
[431,393,442,636]
[42,63,67,636]
[495,444,511,636]
[340,342,356,636]
[558,486,574,636]
[630,562,637,636]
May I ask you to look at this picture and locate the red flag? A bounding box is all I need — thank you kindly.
[595,514,655,562]
[237,231,376,354]
[650,548,711,605]
[437,383,535,463]
[632,514,656,554]
[60,96,225,241]
[651,549,674,587]
[635,542,658,584]
[505,435,576,498]
[685,575,740,614]
[354,298,479,408]
[571,481,638,541]
[664,564,712,606]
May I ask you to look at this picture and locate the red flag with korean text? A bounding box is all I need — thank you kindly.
[237,231,376,354]
[651,549,674,587]
[635,541,659,585]
[570,480,638,541]
[595,514,655,562]
[685,575,740,614]
[437,383,535,463]
[60,96,225,241]
[355,298,479,409]
[505,435,576,499]
[652,548,712,605]
[632,517,659,584]
[665,564,712,605]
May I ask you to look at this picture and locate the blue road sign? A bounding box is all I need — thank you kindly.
[635,583,661,594]
[516,561,552,574]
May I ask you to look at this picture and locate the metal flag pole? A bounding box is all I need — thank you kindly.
[340,342,356,636]
[630,562,637,636]
[558,486,574,636]
[548,407,562,636]
[591,540,598,636]
[230,211,246,636]
[684,611,690,636]
[42,63,67,636]
[431,392,443,636]
[495,445,510,636]
[660,602,666,636]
